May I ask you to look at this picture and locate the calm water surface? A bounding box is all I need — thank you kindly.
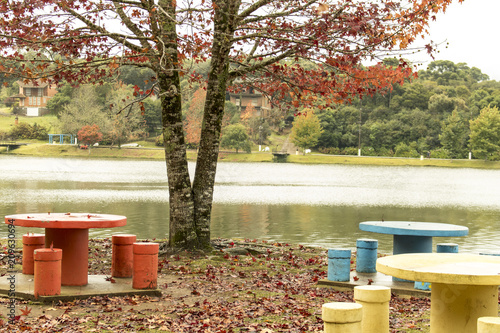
[1,155,499,254]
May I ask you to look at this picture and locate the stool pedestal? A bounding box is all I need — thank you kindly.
[112,234,136,278]
[322,302,362,333]
[327,249,351,282]
[133,242,159,289]
[354,285,391,333]
[22,234,45,275]
[356,239,378,273]
[34,248,62,298]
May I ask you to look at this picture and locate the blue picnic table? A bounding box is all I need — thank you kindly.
[359,221,469,254]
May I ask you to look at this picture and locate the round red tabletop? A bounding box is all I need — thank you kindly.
[5,213,127,229]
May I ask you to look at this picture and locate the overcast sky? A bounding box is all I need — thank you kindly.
[412,0,500,81]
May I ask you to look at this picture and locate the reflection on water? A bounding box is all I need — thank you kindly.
[1,156,500,254]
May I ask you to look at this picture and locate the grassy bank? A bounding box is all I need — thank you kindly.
[3,143,500,170]
[0,114,61,133]
[1,143,168,160]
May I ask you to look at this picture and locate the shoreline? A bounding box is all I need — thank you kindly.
[2,143,500,169]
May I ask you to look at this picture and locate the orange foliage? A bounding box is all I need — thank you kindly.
[184,87,206,146]
[240,104,257,125]
[0,0,458,109]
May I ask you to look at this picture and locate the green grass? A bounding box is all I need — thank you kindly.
[0,114,62,134]
[218,151,273,162]
[5,143,500,169]
[218,151,500,169]
[5,143,168,160]
[286,154,500,169]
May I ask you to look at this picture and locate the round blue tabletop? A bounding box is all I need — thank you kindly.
[359,221,469,237]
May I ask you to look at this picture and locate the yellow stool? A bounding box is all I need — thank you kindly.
[354,285,391,333]
[322,302,362,333]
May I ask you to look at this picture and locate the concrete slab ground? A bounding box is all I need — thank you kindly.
[0,273,161,303]
[318,271,431,297]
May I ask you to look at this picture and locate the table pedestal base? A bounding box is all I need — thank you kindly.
[430,283,498,333]
[393,235,433,282]
[45,229,89,286]
[393,235,432,254]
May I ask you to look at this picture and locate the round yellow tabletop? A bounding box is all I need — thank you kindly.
[377,253,500,333]
[376,253,500,285]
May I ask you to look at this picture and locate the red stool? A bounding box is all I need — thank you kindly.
[34,248,62,298]
[22,234,45,275]
[112,234,136,278]
[133,242,159,289]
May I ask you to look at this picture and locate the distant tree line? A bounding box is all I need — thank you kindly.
[310,60,500,160]
[5,58,500,160]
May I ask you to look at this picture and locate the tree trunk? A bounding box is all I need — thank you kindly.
[159,72,199,249]
[192,0,239,249]
[157,1,198,250]
[156,0,240,251]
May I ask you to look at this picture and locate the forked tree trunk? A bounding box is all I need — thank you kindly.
[159,0,239,251]
[192,0,238,249]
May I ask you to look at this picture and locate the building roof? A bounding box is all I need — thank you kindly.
[17,79,49,88]
[11,93,26,99]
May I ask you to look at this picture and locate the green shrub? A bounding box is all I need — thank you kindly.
[220,124,251,153]
[487,151,500,161]
[394,142,419,158]
[361,146,377,156]
[430,148,450,159]
[318,147,341,155]
[376,147,394,157]
[155,135,164,146]
[9,122,49,140]
[342,147,358,156]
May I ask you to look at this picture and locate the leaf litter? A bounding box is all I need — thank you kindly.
[0,238,433,332]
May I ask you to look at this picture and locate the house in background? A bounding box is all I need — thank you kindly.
[226,86,272,118]
[11,80,57,116]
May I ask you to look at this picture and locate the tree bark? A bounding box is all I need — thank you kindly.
[155,0,241,251]
[192,0,240,248]
[157,1,198,250]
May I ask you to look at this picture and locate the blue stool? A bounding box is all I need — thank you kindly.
[327,249,351,282]
[356,239,378,273]
[437,243,459,253]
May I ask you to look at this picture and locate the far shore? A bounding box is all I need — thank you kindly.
[2,143,500,170]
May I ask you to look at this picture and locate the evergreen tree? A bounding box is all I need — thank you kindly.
[470,106,500,160]
[290,111,323,153]
[440,110,469,158]
[220,124,251,153]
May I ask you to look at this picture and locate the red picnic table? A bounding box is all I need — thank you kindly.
[5,213,126,286]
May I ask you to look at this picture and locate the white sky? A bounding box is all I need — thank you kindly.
[412,0,500,81]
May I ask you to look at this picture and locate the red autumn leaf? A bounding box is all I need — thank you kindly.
[105,276,116,283]
[20,306,32,316]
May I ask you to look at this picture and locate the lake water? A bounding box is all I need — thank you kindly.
[1,155,499,254]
